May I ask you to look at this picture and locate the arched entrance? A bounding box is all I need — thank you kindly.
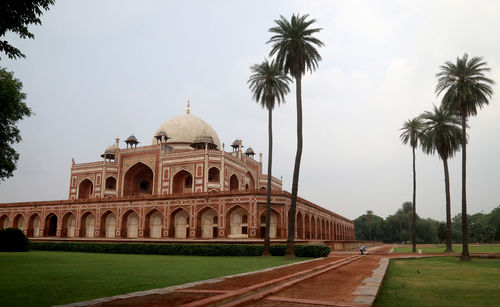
[44,213,58,236]
[13,214,24,231]
[296,212,303,239]
[80,212,95,238]
[245,172,255,190]
[170,209,189,239]
[122,210,139,238]
[0,215,8,230]
[172,170,193,194]
[208,167,220,183]
[145,210,162,238]
[28,214,41,237]
[227,206,248,238]
[311,217,316,239]
[304,213,310,239]
[260,211,279,239]
[229,174,239,191]
[101,211,116,238]
[197,207,218,239]
[62,213,76,237]
[105,176,117,191]
[78,179,93,199]
[123,162,154,196]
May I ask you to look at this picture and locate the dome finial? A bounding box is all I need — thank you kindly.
[186,99,190,114]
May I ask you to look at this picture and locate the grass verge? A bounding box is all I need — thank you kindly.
[374,257,500,307]
[0,250,306,307]
[393,244,500,253]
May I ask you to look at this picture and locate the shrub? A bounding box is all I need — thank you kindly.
[0,228,29,252]
[30,241,330,257]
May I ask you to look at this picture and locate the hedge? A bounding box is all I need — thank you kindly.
[0,228,29,252]
[30,241,330,257]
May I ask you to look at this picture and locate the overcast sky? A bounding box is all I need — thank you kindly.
[1,0,499,221]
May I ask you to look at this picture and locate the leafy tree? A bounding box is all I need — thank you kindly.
[486,205,500,240]
[470,222,495,243]
[437,222,447,243]
[0,67,32,180]
[354,211,384,241]
[248,59,291,256]
[0,0,55,59]
[400,118,424,252]
[267,14,324,257]
[436,53,495,260]
[420,105,463,252]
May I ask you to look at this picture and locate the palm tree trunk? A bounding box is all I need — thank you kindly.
[262,108,273,256]
[461,114,469,260]
[442,157,453,252]
[286,74,303,258]
[412,145,417,253]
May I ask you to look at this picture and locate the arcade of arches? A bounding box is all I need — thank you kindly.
[0,202,354,241]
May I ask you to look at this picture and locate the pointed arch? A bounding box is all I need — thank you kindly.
[123,162,154,196]
[229,174,239,191]
[304,213,310,239]
[208,167,220,183]
[169,207,190,239]
[27,213,41,237]
[44,213,58,237]
[0,214,9,230]
[311,216,316,239]
[105,176,117,191]
[226,205,249,238]
[245,172,255,190]
[100,211,116,238]
[145,209,163,238]
[196,206,218,239]
[62,212,76,237]
[172,169,193,194]
[296,211,303,239]
[80,211,96,238]
[121,209,139,238]
[78,179,94,199]
[13,214,25,231]
[259,209,281,239]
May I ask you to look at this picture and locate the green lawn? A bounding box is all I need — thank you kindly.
[374,257,500,307]
[393,244,500,253]
[0,251,306,307]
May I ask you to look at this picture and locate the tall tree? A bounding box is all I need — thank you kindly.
[0,0,55,59]
[0,67,32,180]
[267,14,324,257]
[436,53,494,260]
[400,118,424,253]
[420,105,463,252]
[248,59,291,256]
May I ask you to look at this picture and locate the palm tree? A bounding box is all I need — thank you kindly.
[267,14,324,257]
[400,117,424,253]
[248,59,291,256]
[436,53,494,260]
[420,105,463,252]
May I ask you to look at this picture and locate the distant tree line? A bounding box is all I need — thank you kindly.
[354,203,500,244]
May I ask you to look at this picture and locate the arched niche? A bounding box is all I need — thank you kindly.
[229,174,239,191]
[100,211,116,238]
[62,212,76,237]
[13,214,25,231]
[170,208,189,239]
[80,212,96,238]
[304,213,310,239]
[245,172,255,190]
[121,210,139,238]
[259,210,279,239]
[226,206,248,238]
[172,170,193,194]
[78,179,93,199]
[44,213,58,237]
[208,167,220,182]
[105,176,117,191]
[0,215,9,230]
[296,212,303,239]
[27,214,41,237]
[145,210,163,239]
[196,207,218,239]
[123,162,154,196]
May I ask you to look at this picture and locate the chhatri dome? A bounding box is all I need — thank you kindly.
[152,100,221,149]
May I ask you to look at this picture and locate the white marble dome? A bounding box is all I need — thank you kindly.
[152,113,221,149]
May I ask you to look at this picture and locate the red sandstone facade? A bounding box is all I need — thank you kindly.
[0,109,354,241]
